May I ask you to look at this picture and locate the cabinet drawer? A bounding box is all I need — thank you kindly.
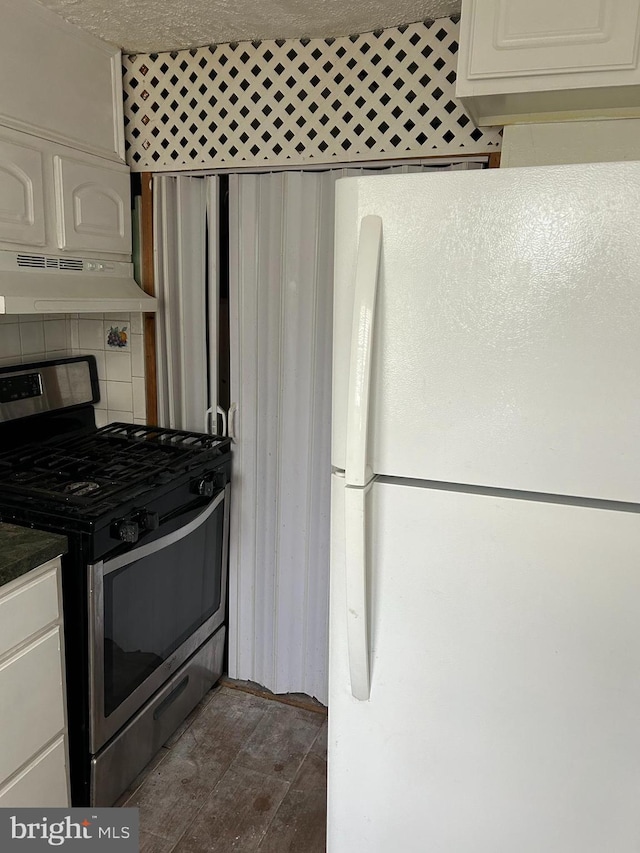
[54,155,132,255]
[0,561,60,657]
[0,627,65,784]
[0,736,68,807]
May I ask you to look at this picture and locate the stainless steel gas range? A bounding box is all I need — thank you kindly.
[0,355,232,806]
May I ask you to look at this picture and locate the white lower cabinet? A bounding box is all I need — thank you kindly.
[0,557,70,806]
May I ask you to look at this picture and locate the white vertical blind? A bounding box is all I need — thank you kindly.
[227,163,481,703]
[153,175,211,432]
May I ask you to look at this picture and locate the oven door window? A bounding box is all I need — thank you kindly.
[102,500,224,718]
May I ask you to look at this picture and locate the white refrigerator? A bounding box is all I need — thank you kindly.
[328,163,640,853]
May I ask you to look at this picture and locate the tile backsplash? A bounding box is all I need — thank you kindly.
[0,312,147,427]
[0,314,71,364]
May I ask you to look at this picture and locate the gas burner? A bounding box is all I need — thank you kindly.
[0,420,231,517]
[64,481,102,496]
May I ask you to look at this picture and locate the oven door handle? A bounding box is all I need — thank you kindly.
[102,489,226,576]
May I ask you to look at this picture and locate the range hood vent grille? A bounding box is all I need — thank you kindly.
[59,258,84,271]
[0,250,157,314]
[18,253,85,272]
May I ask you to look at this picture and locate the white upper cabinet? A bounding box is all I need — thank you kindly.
[54,156,131,254]
[0,126,131,259]
[0,139,45,247]
[456,0,640,125]
[0,0,124,162]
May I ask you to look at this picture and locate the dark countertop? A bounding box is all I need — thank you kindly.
[0,523,68,589]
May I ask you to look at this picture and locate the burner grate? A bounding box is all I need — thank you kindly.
[0,423,230,512]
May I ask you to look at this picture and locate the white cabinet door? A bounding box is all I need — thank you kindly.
[0,126,132,258]
[462,0,640,81]
[54,155,132,254]
[0,137,45,247]
[0,558,70,807]
[457,0,640,123]
[0,0,123,161]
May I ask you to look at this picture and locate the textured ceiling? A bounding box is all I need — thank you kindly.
[37,0,462,54]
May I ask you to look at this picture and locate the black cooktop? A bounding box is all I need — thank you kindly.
[0,422,231,517]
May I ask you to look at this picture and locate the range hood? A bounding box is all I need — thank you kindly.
[0,251,157,314]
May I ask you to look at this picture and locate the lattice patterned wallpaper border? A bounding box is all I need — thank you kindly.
[123,17,502,172]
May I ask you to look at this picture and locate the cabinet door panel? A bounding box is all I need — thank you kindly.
[0,737,68,807]
[0,627,65,784]
[462,0,640,81]
[54,155,131,254]
[0,0,122,161]
[0,138,45,247]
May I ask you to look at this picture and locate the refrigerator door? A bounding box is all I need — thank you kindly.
[328,474,640,853]
[332,163,640,502]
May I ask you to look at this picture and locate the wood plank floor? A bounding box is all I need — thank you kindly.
[117,683,328,853]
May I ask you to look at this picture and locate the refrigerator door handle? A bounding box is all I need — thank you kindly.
[345,484,370,701]
[345,215,383,487]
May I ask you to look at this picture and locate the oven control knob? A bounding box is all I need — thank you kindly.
[111,519,140,544]
[139,509,160,531]
[193,477,214,497]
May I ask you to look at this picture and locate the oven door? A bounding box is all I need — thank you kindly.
[88,483,230,753]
